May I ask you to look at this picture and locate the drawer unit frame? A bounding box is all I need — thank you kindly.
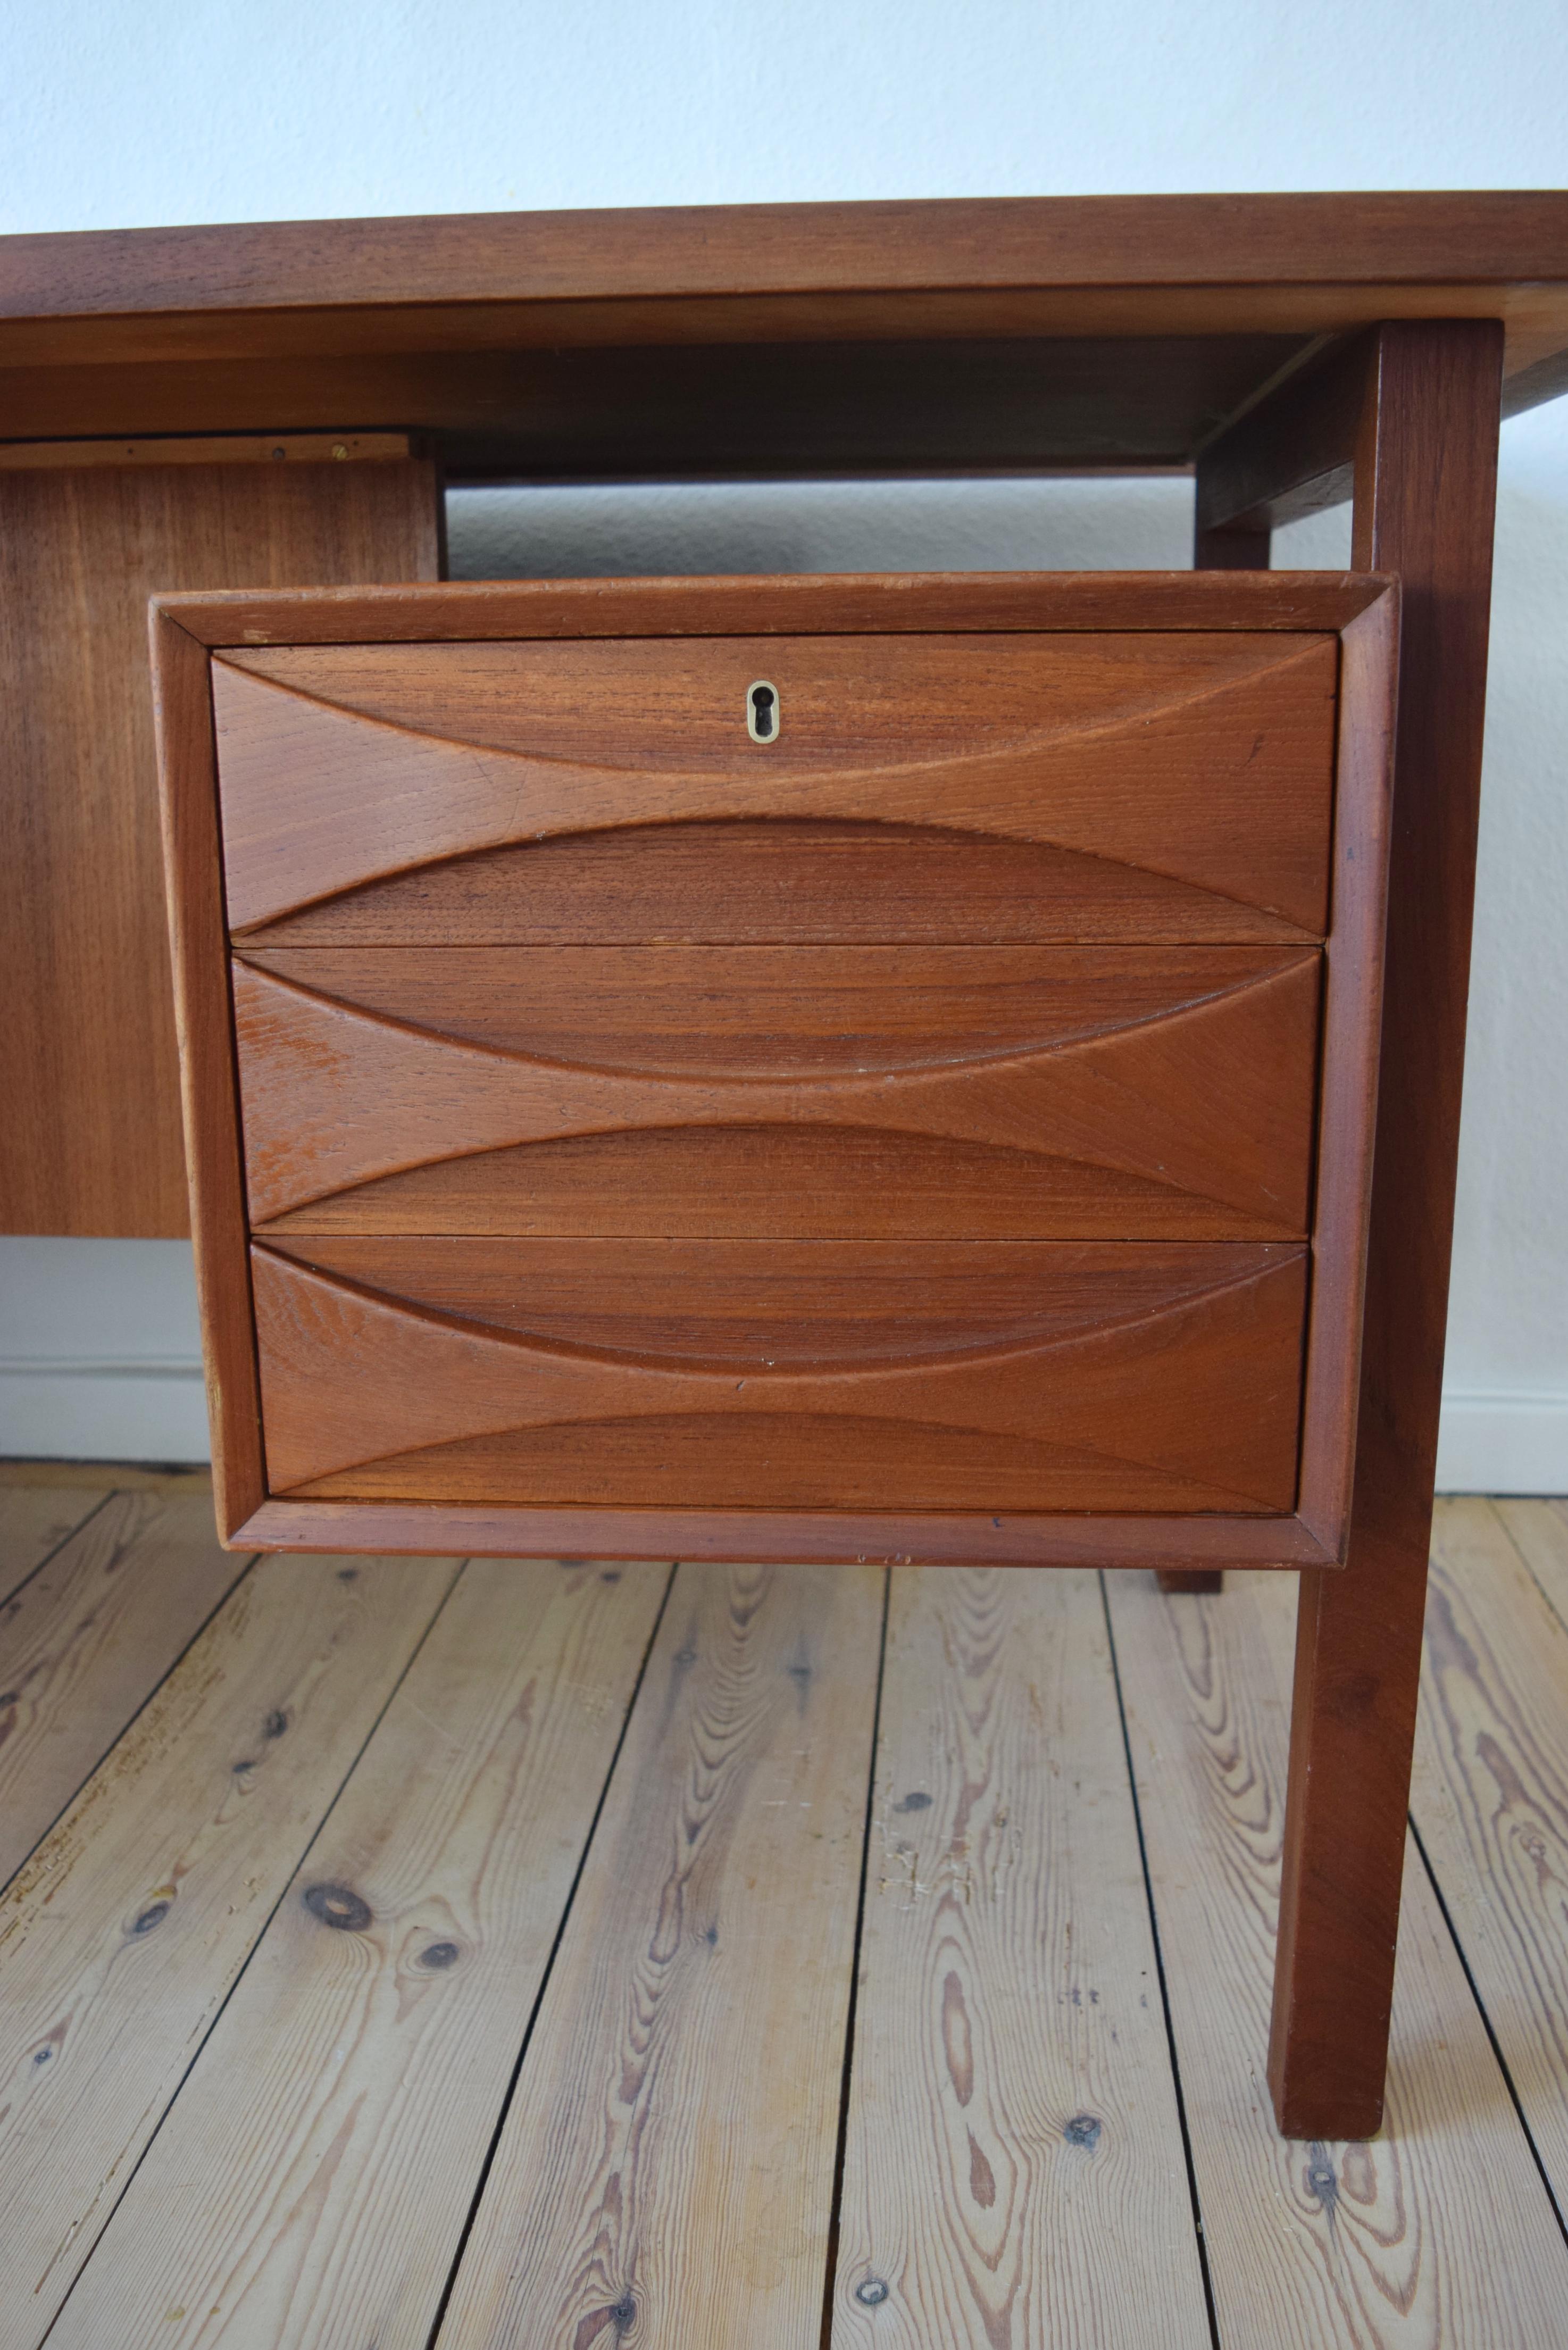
[151,569,1397,1576]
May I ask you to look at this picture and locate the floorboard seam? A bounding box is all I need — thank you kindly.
[1485,1496,1568,1639]
[1098,1571,1222,2350]
[0,1487,112,1614]
[34,1549,470,2347]
[0,1526,260,1902]
[1405,1807,1568,2244]
[421,1554,680,2350]
[815,1562,893,2350]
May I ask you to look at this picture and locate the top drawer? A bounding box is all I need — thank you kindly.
[214,632,1338,945]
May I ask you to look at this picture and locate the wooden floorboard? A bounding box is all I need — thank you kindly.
[1107,1565,1568,2349]
[1497,1497,1568,1630]
[0,1461,213,1495]
[1408,1497,1568,2223]
[8,1479,1568,2345]
[830,1565,1210,2349]
[435,1559,885,2350]
[46,1555,670,2350]
[0,1487,248,1889]
[0,1548,457,2350]
[0,1482,105,1608]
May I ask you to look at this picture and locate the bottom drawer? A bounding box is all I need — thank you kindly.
[253,1237,1306,1515]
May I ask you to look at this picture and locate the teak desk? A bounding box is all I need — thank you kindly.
[8,194,1568,2141]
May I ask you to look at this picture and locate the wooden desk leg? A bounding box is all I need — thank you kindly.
[1267,321,1504,2138]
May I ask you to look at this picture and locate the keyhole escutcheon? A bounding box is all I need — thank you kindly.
[747,680,780,743]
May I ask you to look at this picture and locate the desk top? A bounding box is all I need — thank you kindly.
[2,194,1565,473]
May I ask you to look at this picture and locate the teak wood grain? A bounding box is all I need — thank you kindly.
[1267,323,1504,2139]
[238,941,1315,1071]
[0,1488,245,1889]
[259,1232,1289,1362]
[232,954,1319,1237]
[260,1128,1302,1246]
[212,633,1337,935]
[1295,587,1397,1552]
[372,332,1309,483]
[240,1500,1337,1572]
[220,625,1330,755]
[12,195,1568,327]
[158,568,1389,645]
[0,432,416,472]
[151,611,268,1534]
[1108,1566,1568,2350]
[1197,331,1373,539]
[46,1556,669,2350]
[0,338,1384,477]
[243,826,1321,948]
[434,1559,883,2350]
[153,572,1394,1569]
[0,1551,456,2349]
[4,200,1552,2165]
[250,1241,1308,1513]
[830,1567,1210,2349]
[0,447,439,1237]
[5,197,1568,437]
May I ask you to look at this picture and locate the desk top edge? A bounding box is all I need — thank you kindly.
[9,196,1567,444]
[5,190,1568,314]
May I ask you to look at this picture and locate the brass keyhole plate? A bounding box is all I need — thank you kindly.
[747,680,780,743]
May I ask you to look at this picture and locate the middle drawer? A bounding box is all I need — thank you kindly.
[235,944,1320,1241]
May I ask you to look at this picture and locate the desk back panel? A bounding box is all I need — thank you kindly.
[0,439,439,1237]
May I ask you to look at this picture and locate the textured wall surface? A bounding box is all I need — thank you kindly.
[3,0,1564,1483]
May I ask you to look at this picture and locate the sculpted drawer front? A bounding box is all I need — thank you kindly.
[233,945,1321,1239]
[214,631,1338,944]
[251,1237,1310,1514]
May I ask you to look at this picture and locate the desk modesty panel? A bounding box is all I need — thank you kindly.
[150,572,1397,1569]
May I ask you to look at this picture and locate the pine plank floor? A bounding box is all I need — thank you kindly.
[2,1473,1567,2348]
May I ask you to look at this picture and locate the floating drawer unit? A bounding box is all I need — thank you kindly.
[152,572,1396,1567]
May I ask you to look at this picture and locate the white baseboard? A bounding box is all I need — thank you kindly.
[0,1361,210,1464]
[1435,1392,1568,1495]
[2,1359,1565,1494]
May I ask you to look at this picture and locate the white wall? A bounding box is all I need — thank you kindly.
[6,1,1567,221]
[3,1,1566,1487]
